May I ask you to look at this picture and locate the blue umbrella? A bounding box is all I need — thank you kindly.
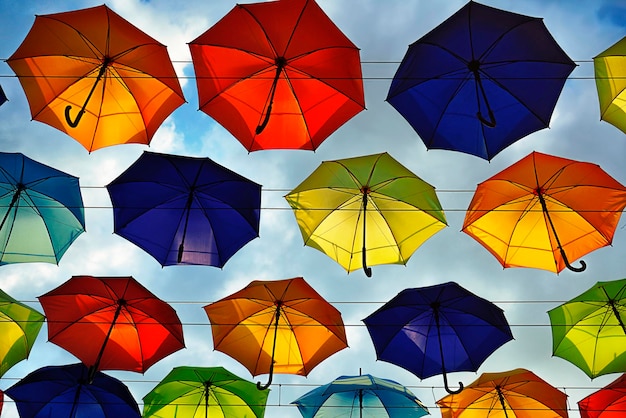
[5,363,140,418]
[106,151,261,267]
[362,282,513,394]
[386,1,575,160]
[0,152,85,265]
[292,374,429,418]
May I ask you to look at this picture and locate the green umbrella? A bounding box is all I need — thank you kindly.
[548,278,626,378]
[143,366,269,418]
[0,288,44,377]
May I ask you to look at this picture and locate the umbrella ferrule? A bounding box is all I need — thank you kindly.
[467,59,480,73]
[275,56,287,69]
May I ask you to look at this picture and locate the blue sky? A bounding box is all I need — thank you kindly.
[1,1,626,417]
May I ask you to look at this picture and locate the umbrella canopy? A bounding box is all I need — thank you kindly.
[594,36,626,135]
[387,1,575,160]
[0,288,44,378]
[106,151,261,267]
[291,373,429,418]
[204,277,348,389]
[7,4,185,152]
[285,152,447,277]
[0,152,85,265]
[363,281,513,394]
[548,278,626,379]
[436,368,568,418]
[189,0,365,151]
[462,151,626,273]
[0,84,6,107]
[578,373,626,418]
[5,363,140,418]
[143,366,269,418]
[38,275,185,380]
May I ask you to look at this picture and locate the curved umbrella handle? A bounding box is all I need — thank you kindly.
[477,110,496,128]
[257,304,281,390]
[65,105,85,128]
[256,369,273,390]
[469,60,497,128]
[362,250,372,277]
[256,57,287,135]
[560,247,586,272]
[536,188,587,273]
[433,302,463,394]
[442,370,464,394]
[361,189,372,277]
[65,57,111,128]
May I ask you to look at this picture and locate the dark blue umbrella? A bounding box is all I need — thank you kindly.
[0,84,7,107]
[292,374,429,418]
[106,151,261,267]
[362,282,513,394]
[386,1,575,160]
[5,363,140,418]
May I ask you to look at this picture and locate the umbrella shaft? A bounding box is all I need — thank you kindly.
[0,185,24,232]
[89,300,124,380]
[608,299,626,334]
[496,387,509,418]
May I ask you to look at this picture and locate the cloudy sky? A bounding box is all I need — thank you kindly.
[1,0,626,417]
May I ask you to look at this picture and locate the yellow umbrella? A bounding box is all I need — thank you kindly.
[594,36,626,134]
[285,153,447,277]
[0,289,44,377]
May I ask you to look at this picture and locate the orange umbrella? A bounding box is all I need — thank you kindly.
[463,151,626,273]
[436,368,568,418]
[7,5,185,152]
[203,277,348,390]
[189,0,365,151]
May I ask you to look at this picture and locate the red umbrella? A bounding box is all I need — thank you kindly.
[189,0,365,151]
[579,374,626,418]
[38,276,185,380]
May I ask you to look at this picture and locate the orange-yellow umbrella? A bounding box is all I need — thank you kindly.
[7,5,185,152]
[204,277,348,390]
[463,151,626,273]
[436,368,568,418]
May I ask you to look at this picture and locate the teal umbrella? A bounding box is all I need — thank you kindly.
[0,152,85,264]
[143,366,269,418]
[292,374,429,418]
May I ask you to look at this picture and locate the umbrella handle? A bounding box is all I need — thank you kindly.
[477,110,496,128]
[256,57,286,134]
[560,248,586,272]
[442,370,464,394]
[362,251,372,277]
[65,105,85,128]
[433,303,463,394]
[536,188,587,273]
[257,371,273,390]
[257,304,281,390]
[469,59,497,128]
[361,189,372,277]
[65,57,111,128]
